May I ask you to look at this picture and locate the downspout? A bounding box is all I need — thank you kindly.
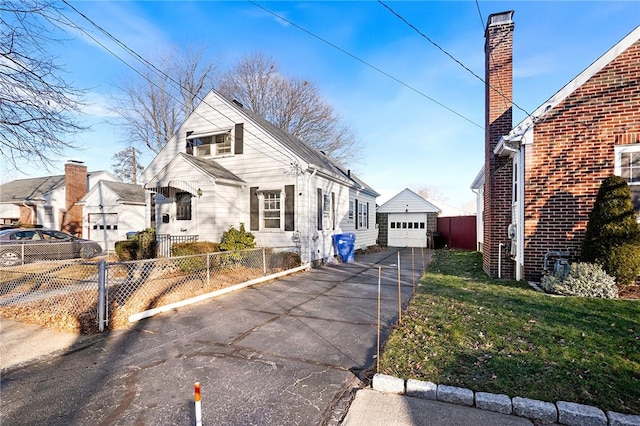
[516,146,525,281]
[498,242,504,279]
[307,167,317,264]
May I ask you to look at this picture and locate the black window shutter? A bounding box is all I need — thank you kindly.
[331,192,336,230]
[186,131,194,155]
[355,199,359,230]
[285,185,295,231]
[366,202,370,229]
[250,186,259,231]
[235,123,244,154]
[317,188,323,230]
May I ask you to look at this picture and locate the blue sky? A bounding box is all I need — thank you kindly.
[5,1,639,208]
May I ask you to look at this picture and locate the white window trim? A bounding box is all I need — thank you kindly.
[358,201,368,229]
[187,129,233,158]
[614,143,640,185]
[257,189,284,232]
[348,200,354,221]
[614,143,640,222]
[323,193,333,230]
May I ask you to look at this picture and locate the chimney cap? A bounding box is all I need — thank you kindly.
[66,159,85,165]
[487,11,514,28]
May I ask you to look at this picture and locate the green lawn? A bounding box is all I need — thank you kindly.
[380,249,640,414]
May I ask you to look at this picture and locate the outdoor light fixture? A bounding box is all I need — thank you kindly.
[197,188,203,197]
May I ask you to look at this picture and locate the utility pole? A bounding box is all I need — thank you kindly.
[131,146,137,185]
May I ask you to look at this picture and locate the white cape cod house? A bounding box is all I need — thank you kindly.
[141,89,379,264]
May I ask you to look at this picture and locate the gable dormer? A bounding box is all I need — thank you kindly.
[185,123,244,158]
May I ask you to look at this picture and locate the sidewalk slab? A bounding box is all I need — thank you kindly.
[342,388,533,426]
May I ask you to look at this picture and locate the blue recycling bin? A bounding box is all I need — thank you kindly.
[332,233,356,263]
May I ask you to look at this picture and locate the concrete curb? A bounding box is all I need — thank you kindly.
[371,374,640,426]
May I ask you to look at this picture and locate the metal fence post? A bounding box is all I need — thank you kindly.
[206,253,210,287]
[262,247,267,274]
[98,259,106,332]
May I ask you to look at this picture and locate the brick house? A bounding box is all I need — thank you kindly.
[478,11,640,282]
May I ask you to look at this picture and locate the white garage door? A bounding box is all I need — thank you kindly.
[90,213,119,250]
[388,213,427,247]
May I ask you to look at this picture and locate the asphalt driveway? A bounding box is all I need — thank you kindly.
[1,247,428,425]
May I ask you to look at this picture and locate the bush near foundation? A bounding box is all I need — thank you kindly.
[540,262,618,298]
[172,241,220,256]
[114,228,157,260]
[581,175,640,287]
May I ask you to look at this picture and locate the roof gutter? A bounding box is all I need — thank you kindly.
[494,134,522,157]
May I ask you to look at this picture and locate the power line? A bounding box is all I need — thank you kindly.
[248,0,482,129]
[474,0,486,34]
[378,0,532,118]
[59,0,298,169]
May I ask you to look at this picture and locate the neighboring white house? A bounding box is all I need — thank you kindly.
[0,161,119,237]
[470,166,485,252]
[79,180,146,251]
[376,188,440,248]
[141,90,379,265]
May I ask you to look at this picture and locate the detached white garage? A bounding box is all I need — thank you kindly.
[377,188,440,248]
[80,181,146,251]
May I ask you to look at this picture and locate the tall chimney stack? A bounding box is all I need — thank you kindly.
[62,160,88,236]
[483,11,515,279]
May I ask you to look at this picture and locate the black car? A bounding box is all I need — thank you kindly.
[0,228,102,266]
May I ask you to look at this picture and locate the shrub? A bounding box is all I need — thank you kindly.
[268,250,302,270]
[219,223,256,269]
[604,243,640,288]
[581,175,640,286]
[171,241,221,273]
[115,240,137,261]
[172,241,220,257]
[220,223,256,251]
[114,228,157,261]
[540,262,618,298]
[136,228,157,260]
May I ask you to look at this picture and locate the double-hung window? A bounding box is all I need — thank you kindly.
[358,201,368,229]
[615,143,640,219]
[263,191,281,229]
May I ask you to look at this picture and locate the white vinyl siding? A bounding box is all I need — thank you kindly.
[141,90,378,263]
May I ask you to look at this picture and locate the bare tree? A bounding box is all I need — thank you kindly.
[111,146,144,184]
[0,0,85,173]
[415,185,448,202]
[218,52,362,164]
[113,47,217,154]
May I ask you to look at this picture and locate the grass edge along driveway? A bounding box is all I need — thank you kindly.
[379,249,640,415]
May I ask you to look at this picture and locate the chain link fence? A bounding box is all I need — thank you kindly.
[0,241,102,267]
[0,247,301,334]
[0,259,101,333]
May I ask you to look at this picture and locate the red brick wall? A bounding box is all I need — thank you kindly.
[523,39,640,281]
[484,12,515,279]
[19,205,36,225]
[61,161,87,236]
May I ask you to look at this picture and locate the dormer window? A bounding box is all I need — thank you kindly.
[186,131,232,157]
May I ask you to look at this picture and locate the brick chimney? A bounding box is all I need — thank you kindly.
[61,160,87,236]
[483,11,515,279]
